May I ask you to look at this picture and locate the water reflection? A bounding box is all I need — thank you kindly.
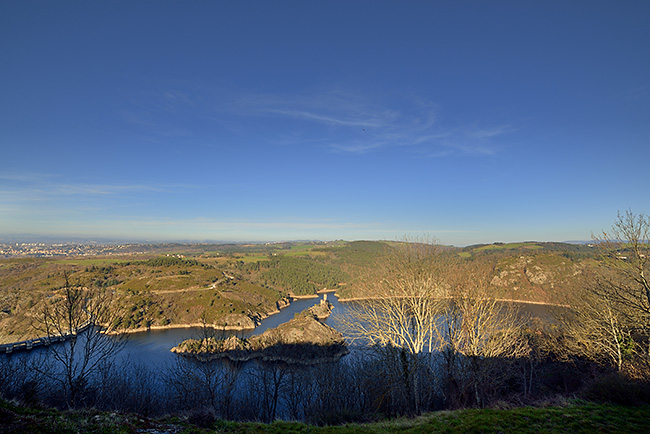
[116,295,330,366]
[1,292,562,421]
[5,293,556,367]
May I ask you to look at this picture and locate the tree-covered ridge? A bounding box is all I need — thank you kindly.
[0,239,603,341]
[0,253,287,341]
[462,241,596,261]
[313,240,391,266]
[234,255,349,296]
[129,255,208,268]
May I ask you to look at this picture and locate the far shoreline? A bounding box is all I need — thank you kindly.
[288,288,336,300]
[334,294,569,308]
[114,291,335,335]
[113,322,256,335]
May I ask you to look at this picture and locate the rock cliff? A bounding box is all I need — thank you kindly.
[171,301,348,364]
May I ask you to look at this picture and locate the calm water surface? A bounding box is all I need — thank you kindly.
[117,294,338,366]
[5,294,555,368]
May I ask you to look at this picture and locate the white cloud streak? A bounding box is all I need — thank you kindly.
[53,184,163,196]
[466,124,516,139]
[115,84,516,158]
[265,109,381,128]
[0,174,175,205]
[231,89,514,157]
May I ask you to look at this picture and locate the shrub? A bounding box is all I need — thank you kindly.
[583,372,650,405]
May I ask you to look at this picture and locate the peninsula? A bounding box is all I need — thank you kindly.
[171,299,348,364]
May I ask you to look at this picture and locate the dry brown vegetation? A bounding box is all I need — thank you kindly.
[553,211,650,378]
[3,230,650,423]
[0,238,612,349]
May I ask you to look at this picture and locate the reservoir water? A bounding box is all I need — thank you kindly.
[1,293,559,420]
[3,293,554,367]
[117,293,340,366]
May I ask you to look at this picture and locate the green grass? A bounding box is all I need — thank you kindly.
[3,400,650,434]
[475,242,543,252]
[207,402,650,433]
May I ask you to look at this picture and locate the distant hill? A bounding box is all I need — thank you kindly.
[0,239,599,342]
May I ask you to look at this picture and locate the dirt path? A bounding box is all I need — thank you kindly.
[152,281,220,295]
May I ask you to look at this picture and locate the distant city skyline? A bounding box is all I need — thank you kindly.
[2,2,649,246]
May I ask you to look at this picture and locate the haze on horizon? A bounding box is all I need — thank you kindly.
[1,2,649,247]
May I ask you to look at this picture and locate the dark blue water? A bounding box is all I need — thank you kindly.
[4,293,552,367]
[117,293,340,366]
[2,293,556,421]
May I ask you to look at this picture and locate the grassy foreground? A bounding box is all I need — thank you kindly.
[2,399,650,434]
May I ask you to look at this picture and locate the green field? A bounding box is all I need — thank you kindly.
[475,242,544,251]
[2,399,649,434]
[53,258,140,266]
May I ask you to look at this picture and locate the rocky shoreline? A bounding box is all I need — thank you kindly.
[110,296,293,335]
[171,301,348,365]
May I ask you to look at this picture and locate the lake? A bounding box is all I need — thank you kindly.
[3,293,555,367]
[1,292,560,420]
[116,293,338,366]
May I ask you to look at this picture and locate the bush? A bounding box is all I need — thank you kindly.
[582,372,650,405]
[187,407,217,428]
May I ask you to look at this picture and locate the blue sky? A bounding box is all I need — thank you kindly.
[1,1,649,245]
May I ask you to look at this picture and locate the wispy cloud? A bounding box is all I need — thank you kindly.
[0,173,56,183]
[231,89,514,158]
[53,184,164,196]
[0,174,172,203]
[115,84,516,158]
[233,90,400,129]
[0,172,469,241]
[466,124,515,139]
[117,87,199,140]
[329,141,385,154]
[265,109,381,128]
[160,89,193,106]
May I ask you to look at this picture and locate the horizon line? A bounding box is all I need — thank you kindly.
[0,233,592,248]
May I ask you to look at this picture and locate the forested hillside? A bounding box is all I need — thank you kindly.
[0,240,595,342]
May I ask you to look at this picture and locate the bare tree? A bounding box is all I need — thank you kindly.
[339,239,449,414]
[563,210,650,375]
[165,356,225,412]
[340,240,527,410]
[218,360,243,420]
[247,362,289,422]
[282,367,312,421]
[591,210,650,326]
[437,260,528,406]
[340,240,450,351]
[0,354,48,405]
[557,278,630,371]
[34,272,126,408]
